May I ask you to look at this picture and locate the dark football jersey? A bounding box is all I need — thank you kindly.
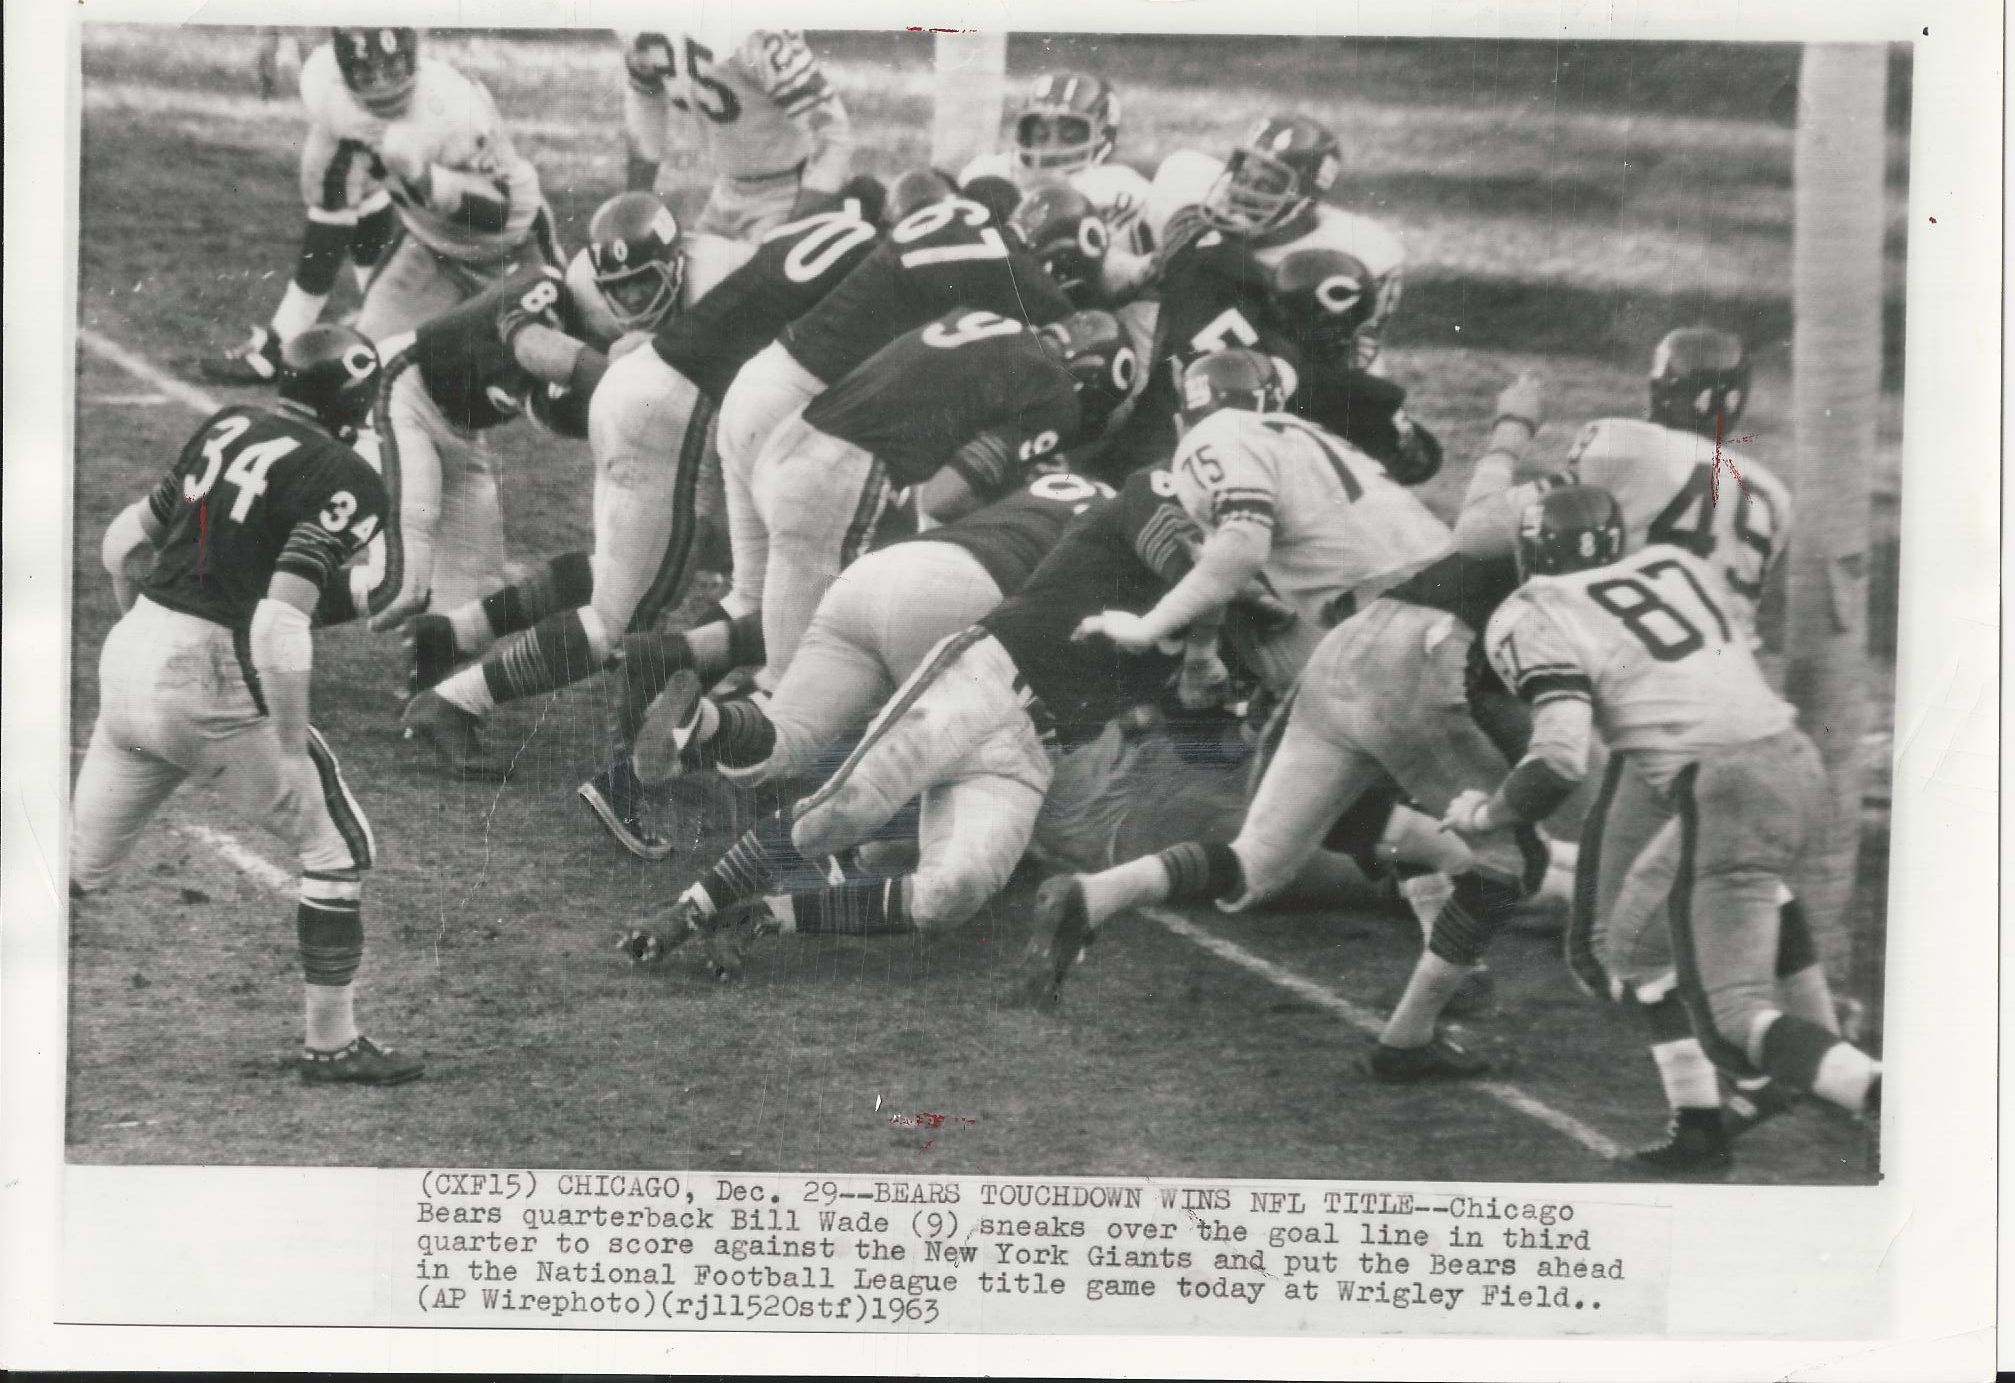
[802,310,1083,486]
[780,195,1075,385]
[980,466,1200,740]
[901,470,1114,596]
[142,404,390,630]
[652,209,882,401]
[410,264,571,432]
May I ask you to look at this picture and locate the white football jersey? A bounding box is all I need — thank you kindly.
[1466,417,1792,641]
[1171,409,1450,628]
[959,152,1155,256]
[1485,544,1795,792]
[299,43,544,263]
[621,27,839,182]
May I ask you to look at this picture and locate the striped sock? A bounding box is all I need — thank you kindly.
[697,809,795,909]
[298,872,364,1051]
[790,877,914,935]
[479,610,601,708]
[713,700,778,768]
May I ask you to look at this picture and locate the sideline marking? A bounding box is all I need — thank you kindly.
[1141,906,1627,1159]
[90,323,1630,1163]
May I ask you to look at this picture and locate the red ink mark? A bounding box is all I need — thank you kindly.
[189,495,209,573]
[1928,216,1937,224]
[1708,411,1757,509]
[905,26,977,33]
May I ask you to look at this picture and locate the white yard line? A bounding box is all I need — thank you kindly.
[1141,906,1627,1159]
[90,324,1628,1162]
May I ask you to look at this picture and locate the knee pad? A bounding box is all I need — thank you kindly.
[908,866,995,930]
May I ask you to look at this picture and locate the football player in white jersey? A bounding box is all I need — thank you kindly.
[959,71,1155,259]
[1450,486,1878,1173]
[401,194,754,774]
[1454,327,1792,643]
[621,27,854,240]
[204,28,557,382]
[1076,348,1449,693]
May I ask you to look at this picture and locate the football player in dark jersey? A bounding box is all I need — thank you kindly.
[711,184,1078,628]
[609,472,1115,859]
[402,191,887,786]
[616,465,1228,978]
[748,307,1136,690]
[72,327,423,1086]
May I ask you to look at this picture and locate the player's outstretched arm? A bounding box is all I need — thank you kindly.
[1451,373,1554,558]
[252,571,323,758]
[100,498,167,614]
[620,34,672,193]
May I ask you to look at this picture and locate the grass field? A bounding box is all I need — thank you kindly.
[65,27,1901,1184]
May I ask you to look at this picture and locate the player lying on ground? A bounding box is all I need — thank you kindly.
[74,326,422,1086]
[396,191,762,773]
[1454,484,1879,1162]
[619,25,854,238]
[613,465,1247,979]
[1454,336,1808,1174]
[204,27,557,379]
[597,471,1113,859]
[333,191,684,649]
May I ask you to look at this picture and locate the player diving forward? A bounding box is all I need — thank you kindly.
[1451,486,1879,1147]
[204,27,556,381]
[339,191,695,645]
[616,464,1225,975]
[73,327,423,1086]
[397,191,773,773]
[620,26,854,238]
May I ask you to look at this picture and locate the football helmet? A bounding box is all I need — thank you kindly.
[1176,347,1285,429]
[585,192,686,333]
[1038,310,1138,440]
[1013,71,1121,176]
[278,325,381,437]
[887,168,957,224]
[1008,179,1110,305]
[332,27,420,119]
[1648,326,1751,436]
[956,173,1021,228]
[1272,247,1378,363]
[1203,114,1341,238]
[1516,484,1627,581]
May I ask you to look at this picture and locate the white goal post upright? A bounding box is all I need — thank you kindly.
[929,30,1009,175]
[1786,45,1888,981]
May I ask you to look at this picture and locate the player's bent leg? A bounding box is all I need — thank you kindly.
[424,550,596,687]
[430,434,508,615]
[69,715,188,895]
[353,238,469,342]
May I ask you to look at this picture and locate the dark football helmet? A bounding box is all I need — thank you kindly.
[1038,310,1138,439]
[887,168,957,224]
[956,173,1022,228]
[332,27,420,119]
[586,192,686,332]
[1272,247,1379,365]
[835,173,889,227]
[1203,115,1342,238]
[278,325,381,438]
[1516,484,1627,581]
[1008,179,1110,305]
[1648,326,1751,437]
[1176,347,1285,429]
[1013,71,1121,175]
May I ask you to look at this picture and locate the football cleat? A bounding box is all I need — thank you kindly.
[617,896,706,971]
[199,325,284,385]
[1365,1032,1492,1083]
[401,691,512,780]
[578,758,678,862]
[407,613,459,694]
[1720,1077,1801,1142]
[1625,1112,1734,1180]
[700,899,781,982]
[631,669,707,788]
[299,1034,425,1086]
[1011,875,1095,1010]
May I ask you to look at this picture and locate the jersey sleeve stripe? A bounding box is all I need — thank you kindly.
[276,522,356,587]
[1520,672,1595,703]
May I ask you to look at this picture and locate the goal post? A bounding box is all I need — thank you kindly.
[928,31,1009,175]
[1786,44,1888,984]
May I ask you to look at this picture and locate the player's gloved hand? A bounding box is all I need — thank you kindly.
[1493,372,1545,435]
[1178,652,1232,710]
[1441,788,1499,837]
[788,186,845,220]
[1072,610,1156,653]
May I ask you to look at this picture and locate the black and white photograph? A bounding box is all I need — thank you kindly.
[2,0,2000,1373]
